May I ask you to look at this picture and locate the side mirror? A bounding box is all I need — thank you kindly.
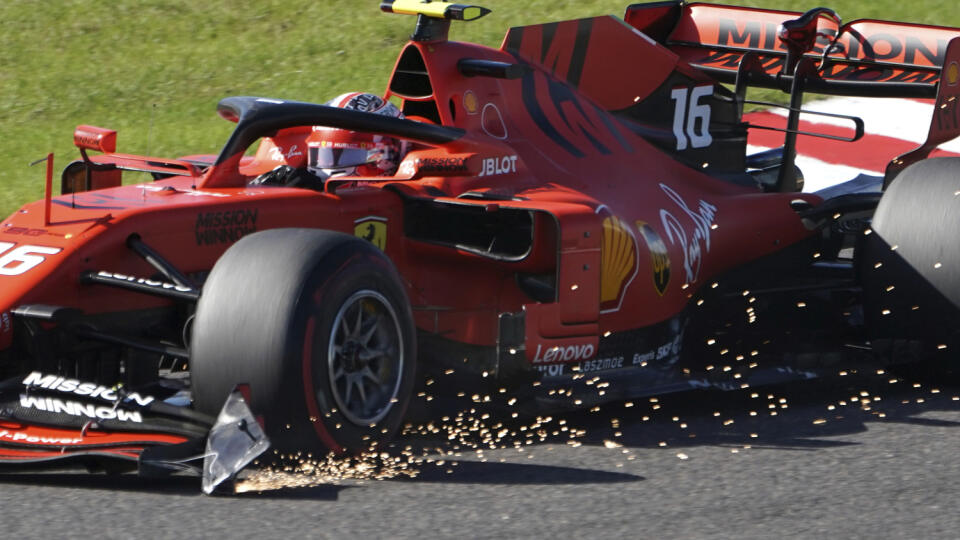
[73,125,117,153]
[64,125,121,194]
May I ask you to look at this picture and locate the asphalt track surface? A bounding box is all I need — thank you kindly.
[2,362,960,539]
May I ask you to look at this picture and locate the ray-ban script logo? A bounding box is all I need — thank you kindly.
[659,184,717,285]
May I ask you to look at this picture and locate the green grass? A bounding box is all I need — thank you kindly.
[1,0,957,216]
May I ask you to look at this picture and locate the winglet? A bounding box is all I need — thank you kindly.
[201,387,270,495]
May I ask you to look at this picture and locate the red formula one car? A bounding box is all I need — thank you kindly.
[0,1,958,491]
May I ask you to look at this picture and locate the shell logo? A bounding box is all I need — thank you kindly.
[947,62,959,87]
[600,216,637,309]
[463,90,480,114]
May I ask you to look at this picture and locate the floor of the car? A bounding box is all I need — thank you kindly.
[815,173,883,199]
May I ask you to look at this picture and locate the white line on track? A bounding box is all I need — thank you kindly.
[763,96,960,154]
[746,144,880,193]
[745,96,960,193]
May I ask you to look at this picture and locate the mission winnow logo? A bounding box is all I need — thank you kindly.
[17,372,157,424]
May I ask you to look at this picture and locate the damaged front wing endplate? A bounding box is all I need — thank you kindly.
[201,390,270,494]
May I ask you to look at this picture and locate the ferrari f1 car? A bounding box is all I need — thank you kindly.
[0,0,958,492]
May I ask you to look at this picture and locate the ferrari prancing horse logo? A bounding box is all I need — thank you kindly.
[354,216,387,250]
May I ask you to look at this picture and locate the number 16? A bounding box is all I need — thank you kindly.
[670,86,714,151]
[0,242,62,276]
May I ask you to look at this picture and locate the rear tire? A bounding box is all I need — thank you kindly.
[860,157,960,346]
[190,228,416,453]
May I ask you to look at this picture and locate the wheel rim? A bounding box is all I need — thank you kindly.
[326,290,404,426]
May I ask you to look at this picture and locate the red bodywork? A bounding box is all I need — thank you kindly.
[0,9,824,363]
[0,2,958,464]
[0,420,186,463]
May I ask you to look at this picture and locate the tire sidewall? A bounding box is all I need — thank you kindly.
[292,242,417,452]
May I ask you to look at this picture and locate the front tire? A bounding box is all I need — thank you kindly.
[190,228,416,453]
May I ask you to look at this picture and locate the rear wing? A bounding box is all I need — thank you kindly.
[625,2,960,191]
[628,2,960,98]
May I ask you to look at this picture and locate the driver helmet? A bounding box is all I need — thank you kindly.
[307,92,406,181]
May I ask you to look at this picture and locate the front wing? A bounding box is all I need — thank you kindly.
[0,373,269,494]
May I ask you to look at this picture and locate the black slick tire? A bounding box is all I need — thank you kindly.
[860,157,960,346]
[190,228,416,453]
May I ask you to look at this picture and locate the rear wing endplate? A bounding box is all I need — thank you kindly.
[884,39,960,187]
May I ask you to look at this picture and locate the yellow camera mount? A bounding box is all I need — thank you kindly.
[380,1,491,41]
[380,0,491,21]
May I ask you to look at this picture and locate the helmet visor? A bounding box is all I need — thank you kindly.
[309,146,377,169]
